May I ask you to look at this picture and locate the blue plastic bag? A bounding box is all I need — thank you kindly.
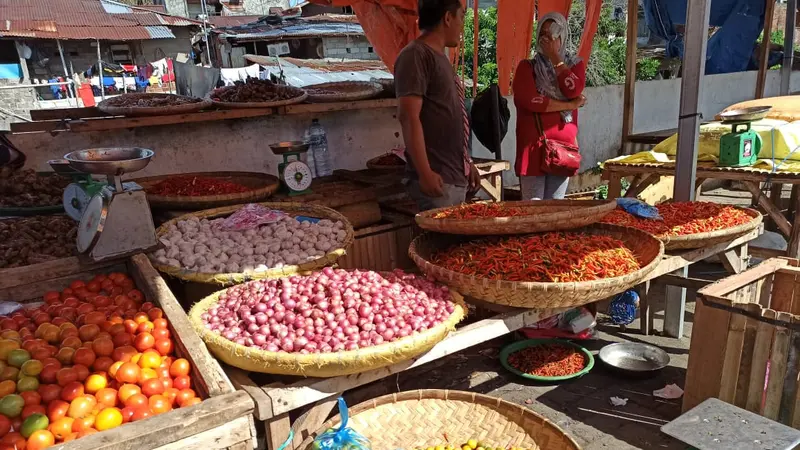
[616,198,662,220]
[311,398,371,450]
[608,289,640,326]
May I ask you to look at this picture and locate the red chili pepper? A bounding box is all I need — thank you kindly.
[507,345,586,377]
[600,201,752,237]
[149,176,251,197]
[430,232,641,283]
[433,203,531,219]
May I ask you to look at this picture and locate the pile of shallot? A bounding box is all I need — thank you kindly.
[150,215,348,273]
[200,268,457,354]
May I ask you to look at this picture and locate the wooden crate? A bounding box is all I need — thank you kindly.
[337,212,414,272]
[686,257,800,428]
[0,254,256,450]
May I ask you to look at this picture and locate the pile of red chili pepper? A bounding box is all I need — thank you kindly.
[149,175,252,197]
[430,232,640,282]
[507,344,586,377]
[433,202,531,219]
[601,201,753,237]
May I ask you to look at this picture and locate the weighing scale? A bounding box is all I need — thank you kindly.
[718,106,771,168]
[55,148,159,262]
[270,141,313,196]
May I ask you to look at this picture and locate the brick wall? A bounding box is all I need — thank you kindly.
[0,79,35,131]
[321,36,379,60]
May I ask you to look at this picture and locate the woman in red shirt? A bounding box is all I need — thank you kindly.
[513,12,586,200]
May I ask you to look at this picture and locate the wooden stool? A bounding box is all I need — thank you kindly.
[661,398,800,450]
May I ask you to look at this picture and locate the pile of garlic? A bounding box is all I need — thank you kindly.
[150,215,348,273]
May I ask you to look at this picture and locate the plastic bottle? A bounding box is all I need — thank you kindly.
[307,119,332,177]
[302,128,317,178]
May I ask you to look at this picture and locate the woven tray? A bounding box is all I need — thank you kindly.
[151,202,354,285]
[366,153,405,171]
[409,223,664,309]
[660,207,762,250]
[300,390,581,450]
[416,200,617,235]
[133,171,280,210]
[97,93,212,117]
[305,81,383,103]
[188,282,465,376]
[209,85,307,109]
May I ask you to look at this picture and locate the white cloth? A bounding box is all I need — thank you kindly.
[220,64,261,86]
[151,58,169,77]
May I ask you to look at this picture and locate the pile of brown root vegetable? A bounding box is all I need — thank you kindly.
[211,79,304,103]
[104,93,203,107]
[0,168,69,208]
[0,216,77,268]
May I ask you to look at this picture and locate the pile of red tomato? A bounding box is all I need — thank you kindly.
[0,272,200,449]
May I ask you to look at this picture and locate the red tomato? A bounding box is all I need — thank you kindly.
[0,415,9,438]
[67,396,96,420]
[60,381,85,402]
[141,379,164,397]
[92,356,114,373]
[133,333,155,352]
[160,377,173,390]
[124,393,148,409]
[21,404,46,420]
[148,395,171,415]
[0,432,26,450]
[120,406,135,423]
[55,367,77,387]
[153,338,173,356]
[130,406,152,422]
[112,332,133,348]
[163,387,179,406]
[19,391,41,407]
[115,363,140,384]
[95,388,118,408]
[38,384,61,404]
[72,348,96,368]
[169,359,191,378]
[46,400,69,422]
[175,389,196,407]
[153,318,168,330]
[27,429,55,450]
[92,337,114,357]
[172,376,191,391]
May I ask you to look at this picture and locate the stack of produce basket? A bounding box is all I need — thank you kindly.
[410,200,665,309]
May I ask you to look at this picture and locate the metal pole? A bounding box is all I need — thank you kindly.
[781,0,797,95]
[472,0,479,97]
[96,39,105,100]
[55,40,76,105]
[201,0,213,65]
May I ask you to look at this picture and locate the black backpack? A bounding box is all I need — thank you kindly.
[470,84,510,158]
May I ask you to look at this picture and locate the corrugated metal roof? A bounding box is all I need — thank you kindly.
[145,26,176,39]
[209,15,264,27]
[246,55,386,72]
[0,0,200,40]
[218,20,364,41]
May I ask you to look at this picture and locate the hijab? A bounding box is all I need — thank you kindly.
[532,12,582,123]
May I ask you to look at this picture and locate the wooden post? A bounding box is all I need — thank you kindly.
[755,0,777,99]
[472,0,479,97]
[619,0,638,156]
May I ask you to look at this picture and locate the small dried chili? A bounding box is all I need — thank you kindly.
[507,345,586,377]
[149,176,251,197]
[430,232,640,283]
[600,201,753,237]
[433,202,531,219]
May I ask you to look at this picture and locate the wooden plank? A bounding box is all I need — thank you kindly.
[742,181,791,237]
[771,270,798,314]
[655,229,761,281]
[265,413,291,450]
[755,0,777,99]
[281,99,397,115]
[129,254,233,397]
[746,309,776,413]
[751,245,786,259]
[152,415,252,450]
[700,257,788,298]
[603,163,800,184]
[718,312,748,404]
[0,256,115,290]
[620,0,638,152]
[259,307,566,418]
[788,185,800,257]
[637,281,653,335]
[607,175,623,199]
[683,294,734,412]
[764,312,792,420]
[734,305,761,408]
[227,366,275,420]
[0,262,127,303]
[30,106,105,121]
[653,274,712,290]
[624,173,660,199]
[720,246,746,274]
[59,390,254,450]
[291,397,338,448]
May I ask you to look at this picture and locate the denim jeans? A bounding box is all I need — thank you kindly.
[404,179,467,212]
[519,175,569,200]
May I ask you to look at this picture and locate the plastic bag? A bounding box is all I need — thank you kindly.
[311,398,371,450]
[616,198,662,220]
[0,301,24,316]
[607,289,640,326]
[217,204,288,231]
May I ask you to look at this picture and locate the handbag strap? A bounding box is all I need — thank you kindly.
[528,59,548,145]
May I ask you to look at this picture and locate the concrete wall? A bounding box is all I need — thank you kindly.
[322,36,379,61]
[0,79,35,131]
[138,29,196,62]
[10,69,800,192]
[164,0,189,19]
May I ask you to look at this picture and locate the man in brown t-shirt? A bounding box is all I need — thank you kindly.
[394,0,479,211]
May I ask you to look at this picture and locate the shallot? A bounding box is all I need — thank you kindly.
[200,268,458,354]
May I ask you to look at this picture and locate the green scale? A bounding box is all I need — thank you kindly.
[269,141,314,196]
[718,106,771,167]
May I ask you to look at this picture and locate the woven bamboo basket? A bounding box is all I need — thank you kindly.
[416,200,617,235]
[299,390,580,450]
[659,207,762,250]
[209,85,307,109]
[305,81,383,103]
[97,93,212,116]
[188,284,466,376]
[366,153,405,171]
[133,171,280,210]
[151,202,353,285]
[409,223,664,309]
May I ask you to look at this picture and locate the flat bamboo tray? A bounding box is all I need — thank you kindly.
[133,171,280,210]
[209,84,307,109]
[97,93,212,117]
[660,207,762,250]
[299,390,580,450]
[416,200,617,235]
[0,254,255,450]
[409,223,664,309]
[188,281,466,376]
[151,202,354,285]
[305,81,383,103]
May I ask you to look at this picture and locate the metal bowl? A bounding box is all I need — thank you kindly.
[64,148,154,176]
[719,106,772,123]
[598,342,669,376]
[269,141,309,155]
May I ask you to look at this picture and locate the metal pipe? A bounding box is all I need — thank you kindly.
[96,39,105,100]
[781,0,797,95]
[55,40,76,104]
[200,0,213,65]
[0,81,74,90]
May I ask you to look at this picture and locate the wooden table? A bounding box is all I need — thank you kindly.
[474,158,510,202]
[222,229,760,450]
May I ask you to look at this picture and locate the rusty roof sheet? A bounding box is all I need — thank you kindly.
[0,0,199,40]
